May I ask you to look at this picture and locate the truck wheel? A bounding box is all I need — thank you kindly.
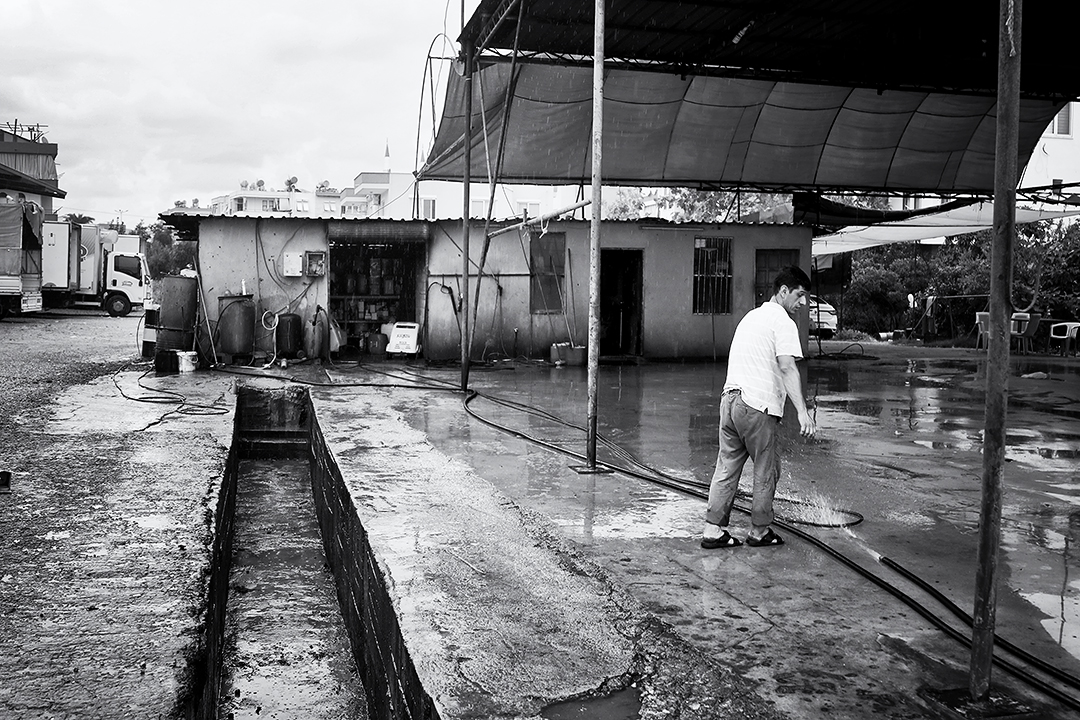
[105,294,132,317]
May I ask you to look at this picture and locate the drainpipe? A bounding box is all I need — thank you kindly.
[460,40,474,391]
[585,0,604,467]
[970,0,1020,702]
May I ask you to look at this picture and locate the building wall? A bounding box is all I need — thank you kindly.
[195,217,329,361]
[1022,102,1080,190]
[423,219,812,361]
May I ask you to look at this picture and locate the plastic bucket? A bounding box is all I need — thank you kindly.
[177,351,198,373]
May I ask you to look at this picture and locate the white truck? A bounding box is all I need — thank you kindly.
[36,221,149,317]
[72,226,148,316]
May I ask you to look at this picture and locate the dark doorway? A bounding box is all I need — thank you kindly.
[328,241,424,353]
[755,249,800,305]
[600,249,643,356]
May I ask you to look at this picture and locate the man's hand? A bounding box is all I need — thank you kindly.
[778,355,816,439]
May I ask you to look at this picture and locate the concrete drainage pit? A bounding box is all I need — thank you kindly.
[190,383,438,720]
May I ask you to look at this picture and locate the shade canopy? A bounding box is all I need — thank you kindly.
[812,201,1080,256]
[419,1,1080,193]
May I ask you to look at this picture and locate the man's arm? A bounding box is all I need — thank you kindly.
[777,355,815,438]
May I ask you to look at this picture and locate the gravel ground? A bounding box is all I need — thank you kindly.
[0,308,236,719]
[0,309,144,432]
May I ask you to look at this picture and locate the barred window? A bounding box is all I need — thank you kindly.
[530,232,565,314]
[693,236,733,314]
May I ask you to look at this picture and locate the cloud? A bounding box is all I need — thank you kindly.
[3,0,474,224]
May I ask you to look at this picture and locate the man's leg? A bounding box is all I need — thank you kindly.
[704,393,749,532]
[732,396,781,540]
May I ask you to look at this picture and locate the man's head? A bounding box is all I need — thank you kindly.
[772,265,812,315]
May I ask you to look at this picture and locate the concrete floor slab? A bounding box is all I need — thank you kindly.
[3,326,1079,719]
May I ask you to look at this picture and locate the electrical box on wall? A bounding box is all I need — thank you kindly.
[304,250,326,277]
[282,252,303,277]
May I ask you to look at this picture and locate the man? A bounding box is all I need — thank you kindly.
[701,265,816,549]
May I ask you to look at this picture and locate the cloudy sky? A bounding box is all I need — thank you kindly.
[2,0,478,227]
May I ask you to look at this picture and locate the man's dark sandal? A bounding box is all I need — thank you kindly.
[701,531,742,549]
[746,528,785,547]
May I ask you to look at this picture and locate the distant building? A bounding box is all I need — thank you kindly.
[206,171,589,223]
[1021,102,1079,194]
[0,123,65,218]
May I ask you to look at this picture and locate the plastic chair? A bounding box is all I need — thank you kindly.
[975,312,990,349]
[1010,312,1030,335]
[1050,322,1080,356]
[1011,313,1041,354]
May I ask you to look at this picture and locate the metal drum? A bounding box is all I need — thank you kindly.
[156,276,198,351]
[275,313,303,359]
[217,294,255,357]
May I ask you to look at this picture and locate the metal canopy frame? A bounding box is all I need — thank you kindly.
[442,2,1066,706]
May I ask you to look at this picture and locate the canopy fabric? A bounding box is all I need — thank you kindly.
[812,202,1080,257]
[419,61,1065,193]
[462,1,1080,101]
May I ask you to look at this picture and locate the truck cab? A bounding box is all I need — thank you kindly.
[101,249,149,316]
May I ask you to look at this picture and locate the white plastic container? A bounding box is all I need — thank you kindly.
[177,351,198,373]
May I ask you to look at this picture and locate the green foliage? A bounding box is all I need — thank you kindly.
[604,188,648,220]
[62,213,94,224]
[136,220,197,279]
[843,263,911,333]
[840,217,1080,338]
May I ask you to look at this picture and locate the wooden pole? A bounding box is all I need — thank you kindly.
[970,0,1020,701]
[460,41,474,391]
[585,0,605,467]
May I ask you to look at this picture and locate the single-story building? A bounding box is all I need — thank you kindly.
[160,211,812,364]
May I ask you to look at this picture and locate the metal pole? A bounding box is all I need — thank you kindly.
[460,41,474,391]
[970,0,1020,701]
[585,0,605,467]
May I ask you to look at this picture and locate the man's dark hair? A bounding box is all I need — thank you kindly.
[773,265,811,294]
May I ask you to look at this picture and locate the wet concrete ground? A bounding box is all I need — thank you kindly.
[356,340,1080,719]
[3,310,1079,719]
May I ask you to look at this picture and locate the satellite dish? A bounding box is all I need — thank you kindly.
[290,176,297,184]
[256,179,265,189]
[240,180,248,189]
[320,180,329,188]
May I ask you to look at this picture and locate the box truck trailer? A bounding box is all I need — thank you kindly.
[0,202,44,320]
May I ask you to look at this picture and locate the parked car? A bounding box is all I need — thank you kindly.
[809,295,838,339]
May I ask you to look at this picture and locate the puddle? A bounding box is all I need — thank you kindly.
[540,686,642,720]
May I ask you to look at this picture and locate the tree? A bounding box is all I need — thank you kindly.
[62,213,94,225]
[838,217,1080,340]
[141,221,197,279]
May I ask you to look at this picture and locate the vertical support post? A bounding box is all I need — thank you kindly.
[460,41,474,392]
[585,0,605,467]
[970,0,1020,701]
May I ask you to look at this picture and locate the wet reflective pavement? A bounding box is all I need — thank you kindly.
[373,342,1080,719]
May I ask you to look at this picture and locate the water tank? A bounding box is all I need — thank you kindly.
[366,332,388,355]
[217,294,255,357]
[156,276,198,351]
[275,313,303,359]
